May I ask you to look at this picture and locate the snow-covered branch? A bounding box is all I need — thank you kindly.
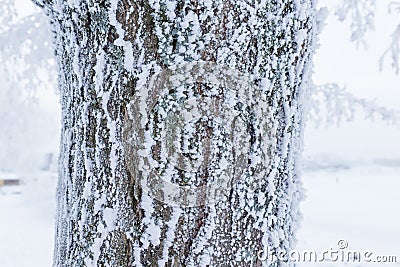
[334,0,400,74]
[380,2,400,74]
[309,83,400,127]
[335,0,376,48]
[380,25,400,74]
[0,10,55,93]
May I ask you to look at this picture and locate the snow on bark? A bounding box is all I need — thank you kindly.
[41,0,317,266]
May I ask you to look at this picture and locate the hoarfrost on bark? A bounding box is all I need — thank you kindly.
[36,0,317,266]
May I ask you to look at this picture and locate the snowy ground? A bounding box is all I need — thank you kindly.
[0,171,56,267]
[296,160,400,267]
[1,157,399,266]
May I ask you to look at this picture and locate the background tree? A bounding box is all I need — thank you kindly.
[34,0,316,266]
[0,0,57,171]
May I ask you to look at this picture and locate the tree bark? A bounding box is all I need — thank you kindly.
[40,0,317,266]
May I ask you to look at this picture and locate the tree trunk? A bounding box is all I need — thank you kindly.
[37,0,316,266]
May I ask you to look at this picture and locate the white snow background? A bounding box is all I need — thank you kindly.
[0,0,399,266]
